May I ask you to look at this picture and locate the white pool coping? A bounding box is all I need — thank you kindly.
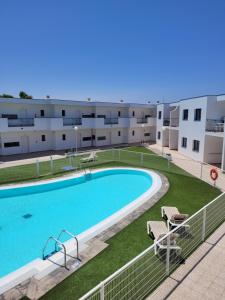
[0,167,162,294]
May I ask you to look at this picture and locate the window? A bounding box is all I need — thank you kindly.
[82,113,95,118]
[62,110,66,117]
[41,135,46,142]
[118,111,121,117]
[118,131,121,136]
[2,114,18,119]
[62,134,66,141]
[183,109,189,120]
[144,132,150,137]
[132,111,135,117]
[132,130,135,136]
[82,137,92,141]
[181,137,187,148]
[97,115,106,118]
[157,131,161,140]
[194,109,201,121]
[158,111,162,120]
[4,142,20,148]
[193,140,200,152]
[40,110,45,117]
[97,136,106,141]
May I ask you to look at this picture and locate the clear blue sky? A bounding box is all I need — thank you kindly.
[1,0,225,103]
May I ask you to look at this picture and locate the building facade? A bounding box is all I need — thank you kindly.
[0,98,156,156]
[156,95,225,171]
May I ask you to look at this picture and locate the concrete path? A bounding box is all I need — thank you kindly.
[148,144,225,192]
[146,221,225,300]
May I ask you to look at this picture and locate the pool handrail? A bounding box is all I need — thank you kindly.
[57,229,81,261]
[42,236,68,270]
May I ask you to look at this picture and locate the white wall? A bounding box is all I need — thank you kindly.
[204,135,224,164]
[178,97,208,161]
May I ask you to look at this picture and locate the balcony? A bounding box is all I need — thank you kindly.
[63,118,82,126]
[163,119,170,126]
[136,118,148,124]
[170,117,179,127]
[8,118,34,127]
[104,118,119,125]
[206,119,224,133]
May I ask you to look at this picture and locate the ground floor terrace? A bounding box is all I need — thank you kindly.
[0,146,224,300]
[0,127,155,156]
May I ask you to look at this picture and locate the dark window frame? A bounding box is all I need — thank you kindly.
[183,109,189,121]
[181,137,187,148]
[62,134,66,141]
[132,130,135,136]
[4,142,20,148]
[194,108,201,121]
[192,140,200,152]
[157,131,161,140]
[62,110,66,117]
[97,136,106,141]
[82,136,92,141]
[41,134,46,142]
[118,131,121,136]
[158,111,162,120]
[40,109,45,117]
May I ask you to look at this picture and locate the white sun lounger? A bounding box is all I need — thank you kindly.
[80,151,97,163]
[147,221,181,255]
[161,206,189,230]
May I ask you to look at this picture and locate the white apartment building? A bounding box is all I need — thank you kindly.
[0,98,156,156]
[156,95,225,170]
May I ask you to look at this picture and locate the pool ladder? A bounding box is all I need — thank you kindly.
[42,229,81,270]
[84,168,92,179]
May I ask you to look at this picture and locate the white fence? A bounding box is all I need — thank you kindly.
[80,192,225,300]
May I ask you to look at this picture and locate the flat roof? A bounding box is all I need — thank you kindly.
[0,98,154,108]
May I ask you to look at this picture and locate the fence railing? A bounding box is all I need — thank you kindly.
[7,118,34,127]
[104,118,119,125]
[63,118,82,126]
[80,191,225,300]
[206,119,224,132]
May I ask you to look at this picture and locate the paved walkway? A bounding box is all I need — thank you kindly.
[146,221,225,300]
[148,144,225,192]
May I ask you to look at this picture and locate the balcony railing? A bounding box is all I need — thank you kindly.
[170,117,179,127]
[104,118,119,125]
[163,119,170,126]
[63,118,82,126]
[7,118,34,127]
[206,119,224,132]
[136,118,148,124]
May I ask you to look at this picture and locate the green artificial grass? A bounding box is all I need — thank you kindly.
[36,147,220,300]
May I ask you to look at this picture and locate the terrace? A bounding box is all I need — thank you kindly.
[0,146,223,300]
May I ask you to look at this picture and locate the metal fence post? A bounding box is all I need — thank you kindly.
[201,207,207,241]
[36,159,40,177]
[50,156,53,174]
[118,149,121,161]
[100,282,104,300]
[140,153,143,165]
[200,162,203,179]
[166,235,170,276]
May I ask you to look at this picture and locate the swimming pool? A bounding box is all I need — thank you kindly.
[0,167,162,291]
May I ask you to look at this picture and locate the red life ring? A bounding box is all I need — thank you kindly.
[210,168,218,181]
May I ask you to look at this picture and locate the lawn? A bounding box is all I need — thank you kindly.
[33,146,220,300]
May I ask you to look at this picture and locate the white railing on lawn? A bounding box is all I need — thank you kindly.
[79,192,225,300]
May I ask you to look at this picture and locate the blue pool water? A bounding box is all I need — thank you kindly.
[0,168,152,277]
